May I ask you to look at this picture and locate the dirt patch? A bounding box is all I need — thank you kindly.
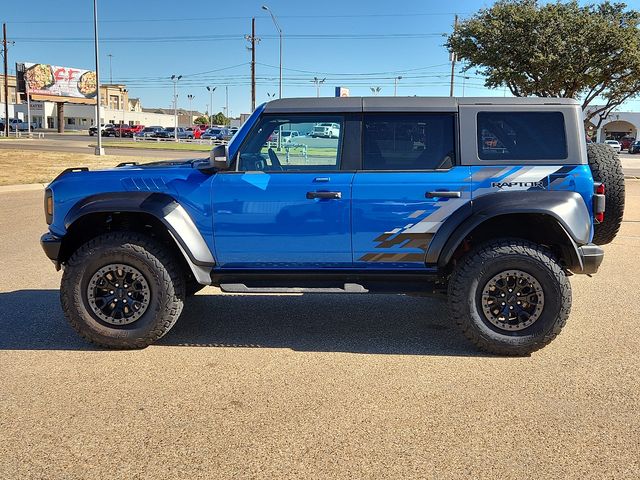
[0,149,142,186]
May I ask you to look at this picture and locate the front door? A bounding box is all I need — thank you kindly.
[352,112,471,268]
[212,114,354,268]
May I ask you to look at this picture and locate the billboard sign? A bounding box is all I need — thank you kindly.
[20,62,97,99]
[335,86,350,97]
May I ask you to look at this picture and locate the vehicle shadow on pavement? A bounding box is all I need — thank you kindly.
[0,289,489,356]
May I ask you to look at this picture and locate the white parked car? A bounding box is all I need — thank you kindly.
[604,140,621,152]
[280,130,300,142]
[311,122,340,139]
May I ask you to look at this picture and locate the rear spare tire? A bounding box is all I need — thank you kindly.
[587,143,625,244]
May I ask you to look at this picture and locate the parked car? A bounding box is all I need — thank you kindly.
[628,140,640,154]
[110,124,144,138]
[620,136,635,150]
[604,140,621,152]
[0,118,38,132]
[41,96,623,355]
[135,126,164,138]
[185,127,201,139]
[201,127,232,140]
[102,125,119,137]
[280,130,300,143]
[89,123,114,136]
[311,122,340,138]
[156,127,191,139]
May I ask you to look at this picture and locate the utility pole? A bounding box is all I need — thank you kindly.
[225,85,229,126]
[3,23,9,138]
[245,18,260,111]
[107,53,113,84]
[449,14,458,97]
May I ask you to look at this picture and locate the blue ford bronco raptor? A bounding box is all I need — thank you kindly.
[41,97,624,355]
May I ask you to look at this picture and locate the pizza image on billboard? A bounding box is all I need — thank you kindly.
[24,62,97,99]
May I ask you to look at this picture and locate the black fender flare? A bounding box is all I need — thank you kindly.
[426,190,592,269]
[64,192,215,284]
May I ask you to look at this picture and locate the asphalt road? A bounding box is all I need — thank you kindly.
[1,184,639,479]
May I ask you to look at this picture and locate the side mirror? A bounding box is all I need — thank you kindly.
[209,144,229,170]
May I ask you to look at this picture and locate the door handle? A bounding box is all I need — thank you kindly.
[306,191,342,200]
[425,191,461,199]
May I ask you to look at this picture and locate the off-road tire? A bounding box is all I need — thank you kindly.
[448,239,571,356]
[61,232,185,348]
[587,143,625,245]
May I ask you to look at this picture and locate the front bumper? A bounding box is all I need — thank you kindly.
[41,232,62,267]
[575,243,604,275]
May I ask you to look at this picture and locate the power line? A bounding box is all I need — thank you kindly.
[10,32,448,44]
[5,12,471,24]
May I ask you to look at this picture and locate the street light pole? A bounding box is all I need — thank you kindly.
[92,0,104,155]
[107,53,113,84]
[121,88,127,137]
[206,86,216,126]
[394,76,402,96]
[312,77,326,98]
[225,85,229,126]
[187,94,194,126]
[262,5,282,98]
[171,74,181,141]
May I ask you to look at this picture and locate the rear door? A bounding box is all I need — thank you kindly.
[352,112,471,268]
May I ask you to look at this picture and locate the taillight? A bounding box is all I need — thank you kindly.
[595,212,604,223]
[596,183,605,195]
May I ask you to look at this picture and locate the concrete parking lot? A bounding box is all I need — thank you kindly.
[0,183,639,479]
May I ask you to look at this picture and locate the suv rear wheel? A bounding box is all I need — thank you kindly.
[448,239,571,356]
[61,232,185,348]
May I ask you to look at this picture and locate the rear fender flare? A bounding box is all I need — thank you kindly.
[427,190,591,269]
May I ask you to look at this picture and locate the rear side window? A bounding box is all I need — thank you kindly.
[363,114,455,170]
[477,111,567,160]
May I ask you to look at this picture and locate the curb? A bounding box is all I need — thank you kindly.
[0,183,47,193]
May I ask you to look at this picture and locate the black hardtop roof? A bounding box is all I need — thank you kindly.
[263,96,580,113]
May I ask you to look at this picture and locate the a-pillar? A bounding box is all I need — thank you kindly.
[56,102,64,133]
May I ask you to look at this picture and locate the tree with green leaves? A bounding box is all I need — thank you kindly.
[193,116,209,125]
[447,1,640,130]
[211,112,228,126]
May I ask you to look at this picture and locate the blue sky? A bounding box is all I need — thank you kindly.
[3,0,640,115]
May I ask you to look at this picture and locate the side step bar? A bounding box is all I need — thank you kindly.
[220,283,369,294]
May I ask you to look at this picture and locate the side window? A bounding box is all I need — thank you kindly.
[238,115,343,172]
[477,111,567,160]
[362,114,455,170]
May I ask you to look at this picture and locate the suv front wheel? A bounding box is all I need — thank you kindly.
[60,232,185,348]
[448,239,571,356]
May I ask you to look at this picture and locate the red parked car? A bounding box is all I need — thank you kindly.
[112,124,144,138]
[620,136,635,151]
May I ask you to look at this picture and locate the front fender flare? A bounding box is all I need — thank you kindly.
[65,192,215,284]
